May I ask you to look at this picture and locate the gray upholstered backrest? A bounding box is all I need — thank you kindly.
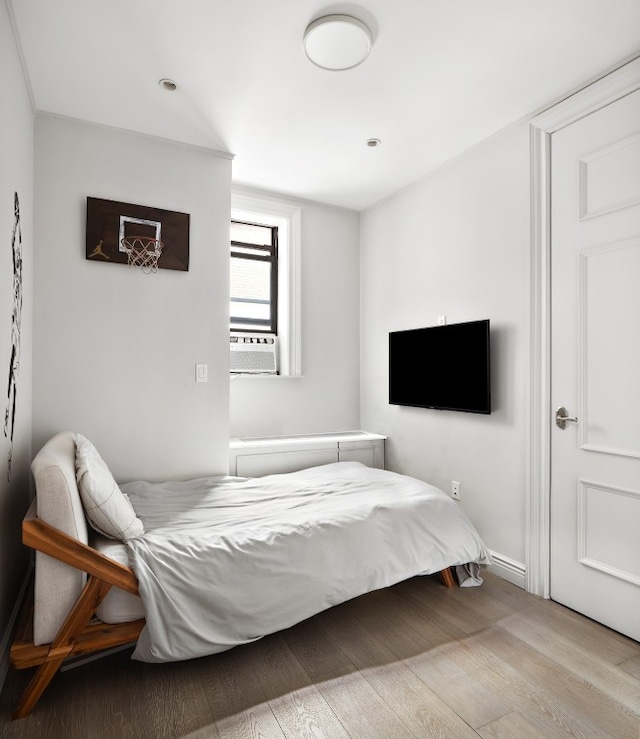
[32,432,89,645]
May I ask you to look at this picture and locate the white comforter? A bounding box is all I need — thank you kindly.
[122,462,491,663]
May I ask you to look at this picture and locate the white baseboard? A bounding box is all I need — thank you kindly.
[487,550,526,589]
[0,564,33,696]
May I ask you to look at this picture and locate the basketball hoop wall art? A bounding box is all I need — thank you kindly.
[85,197,190,272]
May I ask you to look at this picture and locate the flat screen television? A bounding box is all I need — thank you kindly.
[389,319,491,414]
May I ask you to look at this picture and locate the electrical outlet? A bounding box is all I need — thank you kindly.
[437,315,447,326]
[451,481,461,500]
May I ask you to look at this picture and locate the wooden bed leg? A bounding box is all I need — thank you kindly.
[440,567,456,588]
[12,648,72,720]
[12,575,111,720]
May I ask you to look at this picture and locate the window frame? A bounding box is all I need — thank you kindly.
[230,192,302,377]
[230,219,278,335]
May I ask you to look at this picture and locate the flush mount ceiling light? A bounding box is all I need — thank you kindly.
[303,14,372,71]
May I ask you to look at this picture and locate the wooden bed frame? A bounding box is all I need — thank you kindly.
[10,503,144,719]
[9,502,456,720]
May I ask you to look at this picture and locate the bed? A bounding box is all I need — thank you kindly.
[9,431,491,718]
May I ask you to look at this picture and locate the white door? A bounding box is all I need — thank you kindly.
[550,88,640,641]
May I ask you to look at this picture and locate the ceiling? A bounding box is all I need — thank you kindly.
[9,0,640,211]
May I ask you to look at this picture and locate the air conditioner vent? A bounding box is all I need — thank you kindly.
[230,334,277,374]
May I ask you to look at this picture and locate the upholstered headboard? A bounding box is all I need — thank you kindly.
[31,432,89,645]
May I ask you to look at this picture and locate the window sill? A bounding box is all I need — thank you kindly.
[231,373,303,379]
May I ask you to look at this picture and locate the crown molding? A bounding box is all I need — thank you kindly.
[36,111,234,160]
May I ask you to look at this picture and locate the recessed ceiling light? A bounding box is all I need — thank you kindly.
[366,138,382,147]
[303,14,372,71]
[158,78,178,91]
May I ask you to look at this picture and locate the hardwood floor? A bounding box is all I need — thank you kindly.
[1,572,639,738]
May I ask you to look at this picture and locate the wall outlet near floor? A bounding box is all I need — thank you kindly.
[437,315,447,326]
[451,480,461,500]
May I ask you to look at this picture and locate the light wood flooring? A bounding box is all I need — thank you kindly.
[1,572,639,738]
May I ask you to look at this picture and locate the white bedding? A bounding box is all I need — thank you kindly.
[122,462,491,663]
[92,535,146,624]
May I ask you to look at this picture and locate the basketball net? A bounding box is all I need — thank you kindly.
[121,237,163,274]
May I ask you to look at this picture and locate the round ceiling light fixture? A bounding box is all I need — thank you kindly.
[303,14,372,71]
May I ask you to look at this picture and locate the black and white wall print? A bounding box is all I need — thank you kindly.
[4,192,23,481]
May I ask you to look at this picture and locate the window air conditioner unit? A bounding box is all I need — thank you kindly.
[230,333,277,374]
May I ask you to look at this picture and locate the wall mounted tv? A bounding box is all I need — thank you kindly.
[389,319,491,414]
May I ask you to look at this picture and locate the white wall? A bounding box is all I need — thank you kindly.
[0,0,34,680]
[230,191,361,439]
[33,116,232,482]
[360,122,530,566]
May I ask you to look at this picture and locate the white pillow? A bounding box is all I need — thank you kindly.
[75,434,144,540]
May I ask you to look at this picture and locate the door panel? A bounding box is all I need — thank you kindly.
[580,238,640,456]
[579,132,640,218]
[578,481,640,585]
[550,88,640,641]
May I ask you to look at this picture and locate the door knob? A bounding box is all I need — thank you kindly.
[556,406,578,430]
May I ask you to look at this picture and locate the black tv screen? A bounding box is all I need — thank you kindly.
[389,319,491,414]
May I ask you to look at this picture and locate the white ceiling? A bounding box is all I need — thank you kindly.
[9,0,640,211]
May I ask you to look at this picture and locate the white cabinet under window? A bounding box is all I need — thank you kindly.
[229,431,385,477]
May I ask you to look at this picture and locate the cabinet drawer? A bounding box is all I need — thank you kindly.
[338,440,384,469]
[234,446,338,477]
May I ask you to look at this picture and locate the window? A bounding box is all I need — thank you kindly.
[230,220,278,334]
[230,193,302,376]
